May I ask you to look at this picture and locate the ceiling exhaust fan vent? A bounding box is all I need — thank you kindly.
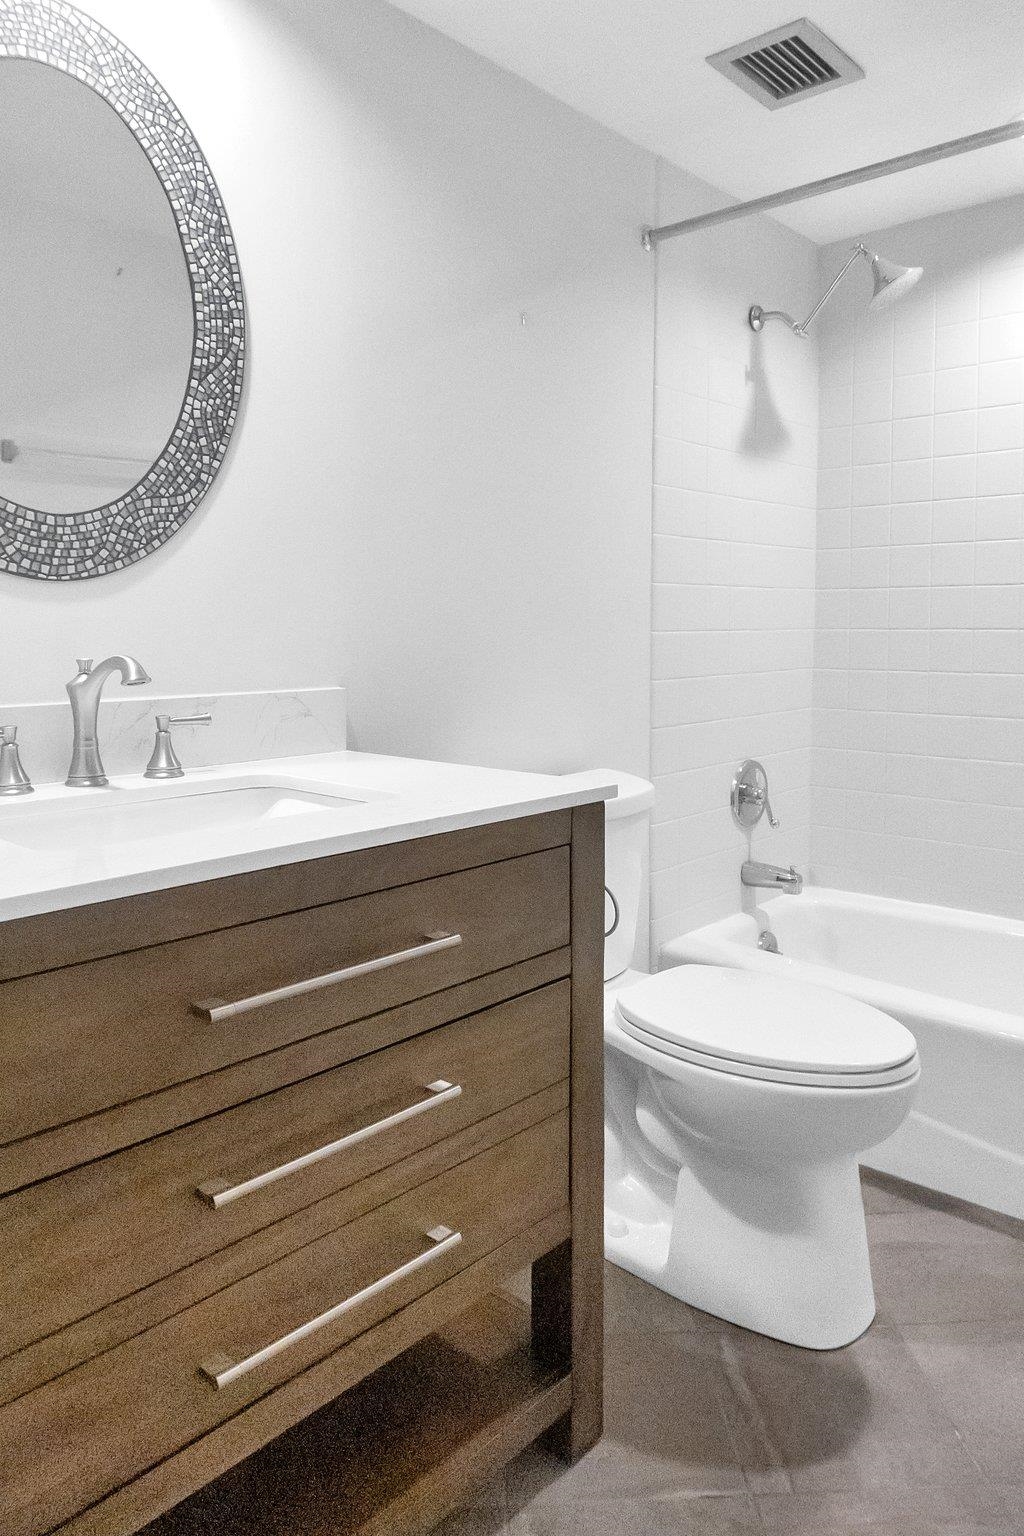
[707,18,864,110]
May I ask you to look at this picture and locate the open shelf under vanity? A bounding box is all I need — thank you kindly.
[144,1291,568,1536]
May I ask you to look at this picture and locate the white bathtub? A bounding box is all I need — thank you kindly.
[662,888,1024,1220]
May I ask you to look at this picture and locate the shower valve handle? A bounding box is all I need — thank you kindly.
[746,781,779,829]
[731,759,780,831]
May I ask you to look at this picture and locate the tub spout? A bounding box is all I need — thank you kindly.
[741,859,803,895]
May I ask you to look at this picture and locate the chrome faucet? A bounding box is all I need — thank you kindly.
[741,859,803,895]
[66,655,151,787]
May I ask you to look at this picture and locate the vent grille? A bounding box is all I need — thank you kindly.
[735,36,836,99]
[707,19,863,110]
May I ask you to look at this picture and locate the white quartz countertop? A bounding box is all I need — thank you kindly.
[0,750,615,923]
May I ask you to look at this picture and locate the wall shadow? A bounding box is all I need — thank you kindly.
[739,327,792,458]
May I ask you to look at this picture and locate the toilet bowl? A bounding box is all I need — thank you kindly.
[607,964,919,1349]
[563,769,920,1351]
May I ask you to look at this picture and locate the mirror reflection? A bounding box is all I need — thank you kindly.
[0,60,193,515]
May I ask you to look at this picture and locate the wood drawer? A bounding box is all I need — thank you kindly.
[0,813,571,984]
[0,847,569,1149]
[2,983,570,1359]
[3,1113,569,1536]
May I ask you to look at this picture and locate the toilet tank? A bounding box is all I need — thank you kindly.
[562,770,654,980]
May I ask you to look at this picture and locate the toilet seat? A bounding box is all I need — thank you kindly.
[614,964,919,1089]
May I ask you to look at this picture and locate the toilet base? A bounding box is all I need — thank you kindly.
[606,1147,876,1350]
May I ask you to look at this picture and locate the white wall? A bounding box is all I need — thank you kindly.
[650,162,819,946]
[813,196,1024,916]
[2,0,654,777]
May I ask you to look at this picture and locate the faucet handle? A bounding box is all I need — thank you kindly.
[0,724,33,795]
[762,787,780,830]
[145,712,212,779]
[75,657,93,675]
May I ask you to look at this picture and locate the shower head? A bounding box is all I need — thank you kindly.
[749,240,925,337]
[867,250,924,310]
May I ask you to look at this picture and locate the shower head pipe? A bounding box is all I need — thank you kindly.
[748,242,923,338]
[641,119,1024,248]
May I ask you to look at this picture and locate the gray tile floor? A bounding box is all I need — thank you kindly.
[440,1174,1024,1536]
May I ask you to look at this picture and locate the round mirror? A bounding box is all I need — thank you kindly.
[0,1,244,581]
[0,60,194,516]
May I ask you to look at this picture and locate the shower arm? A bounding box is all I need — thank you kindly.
[749,244,868,337]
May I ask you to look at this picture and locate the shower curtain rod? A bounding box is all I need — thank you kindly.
[641,120,1024,248]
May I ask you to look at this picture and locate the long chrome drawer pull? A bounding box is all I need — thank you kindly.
[196,1080,463,1208]
[192,931,463,1023]
[197,1225,463,1390]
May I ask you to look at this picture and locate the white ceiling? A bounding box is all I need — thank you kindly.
[384,0,1024,244]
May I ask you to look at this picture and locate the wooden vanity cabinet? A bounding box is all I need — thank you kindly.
[0,803,604,1536]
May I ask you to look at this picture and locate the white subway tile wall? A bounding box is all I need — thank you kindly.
[812,197,1024,917]
[650,166,820,947]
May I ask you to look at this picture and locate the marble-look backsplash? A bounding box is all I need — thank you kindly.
[3,687,347,786]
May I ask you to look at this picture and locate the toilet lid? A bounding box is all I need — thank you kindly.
[614,965,917,1078]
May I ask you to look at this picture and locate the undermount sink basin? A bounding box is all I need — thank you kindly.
[0,779,371,854]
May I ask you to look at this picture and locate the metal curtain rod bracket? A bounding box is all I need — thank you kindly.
[641,120,1024,248]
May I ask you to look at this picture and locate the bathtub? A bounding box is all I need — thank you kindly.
[661,888,1024,1221]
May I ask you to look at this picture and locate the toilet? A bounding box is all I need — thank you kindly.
[565,769,920,1351]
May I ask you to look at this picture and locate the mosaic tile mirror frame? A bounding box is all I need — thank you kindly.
[0,0,245,580]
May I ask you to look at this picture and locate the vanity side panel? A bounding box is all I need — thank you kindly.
[535,800,605,1461]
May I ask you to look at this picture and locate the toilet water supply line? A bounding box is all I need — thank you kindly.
[640,120,1024,246]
